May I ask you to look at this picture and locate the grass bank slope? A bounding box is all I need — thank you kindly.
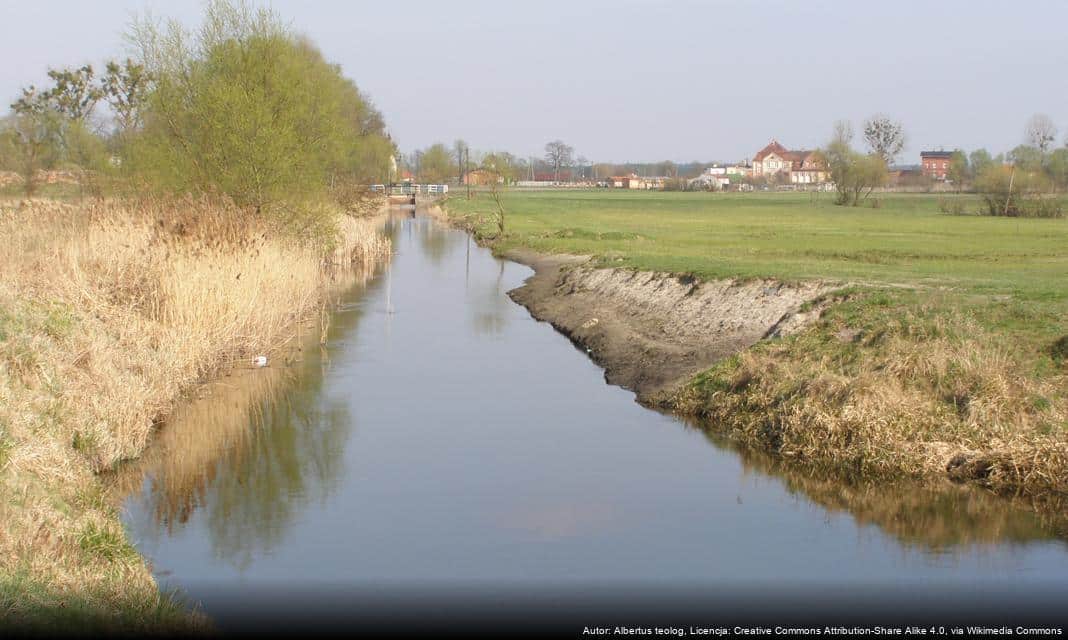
[446,190,1068,496]
[0,196,388,632]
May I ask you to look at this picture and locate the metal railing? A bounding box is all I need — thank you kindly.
[370,184,449,196]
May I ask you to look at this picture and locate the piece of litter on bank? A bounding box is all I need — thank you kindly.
[253,355,268,367]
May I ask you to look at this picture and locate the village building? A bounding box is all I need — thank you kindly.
[462,168,503,185]
[920,151,953,180]
[608,174,646,189]
[752,140,829,184]
[689,173,730,190]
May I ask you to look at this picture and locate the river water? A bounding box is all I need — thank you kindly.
[118,211,1068,630]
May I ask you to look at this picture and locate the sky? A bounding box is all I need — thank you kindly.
[2,0,1067,164]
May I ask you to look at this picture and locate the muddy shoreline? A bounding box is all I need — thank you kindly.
[502,248,832,407]
[427,203,831,406]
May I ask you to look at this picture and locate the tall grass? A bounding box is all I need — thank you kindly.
[675,290,1068,497]
[0,194,388,630]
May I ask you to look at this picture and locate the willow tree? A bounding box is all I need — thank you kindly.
[127,0,393,222]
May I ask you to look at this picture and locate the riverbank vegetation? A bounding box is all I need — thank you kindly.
[0,196,389,632]
[445,190,1068,496]
[0,0,394,631]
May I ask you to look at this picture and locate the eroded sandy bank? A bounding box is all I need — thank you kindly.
[503,249,833,406]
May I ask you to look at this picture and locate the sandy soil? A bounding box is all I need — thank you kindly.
[504,248,833,406]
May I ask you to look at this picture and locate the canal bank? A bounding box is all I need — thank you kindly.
[115,210,1068,631]
[0,196,390,633]
[433,200,1068,502]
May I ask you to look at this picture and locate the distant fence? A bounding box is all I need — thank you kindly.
[370,184,449,196]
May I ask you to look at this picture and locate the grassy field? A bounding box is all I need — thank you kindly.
[446,189,1068,496]
[447,190,1067,297]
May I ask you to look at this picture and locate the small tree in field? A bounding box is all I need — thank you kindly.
[862,114,906,166]
[824,122,888,206]
[481,152,517,237]
[544,140,573,183]
[1025,114,1057,153]
[4,89,65,195]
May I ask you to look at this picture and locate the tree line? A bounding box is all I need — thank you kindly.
[402,139,728,186]
[0,0,396,230]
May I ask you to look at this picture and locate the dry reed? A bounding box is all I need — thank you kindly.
[0,194,389,629]
[675,297,1068,498]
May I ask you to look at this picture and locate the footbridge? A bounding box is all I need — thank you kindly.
[371,183,449,205]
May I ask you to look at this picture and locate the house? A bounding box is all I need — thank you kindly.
[920,151,953,180]
[704,163,749,177]
[462,169,502,185]
[689,173,730,190]
[725,164,751,178]
[889,165,926,187]
[609,174,645,189]
[689,165,733,190]
[752,140,829,184]
[752,140,794,178]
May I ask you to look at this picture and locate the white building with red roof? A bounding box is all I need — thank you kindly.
[752,140,829,184]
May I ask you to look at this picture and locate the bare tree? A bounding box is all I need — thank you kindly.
[453,138,468,184]
[1025,114,1058,153]
[576,155,589,180]
[544,139,574,183]
[832,119,854,146]
[862,114,906,166]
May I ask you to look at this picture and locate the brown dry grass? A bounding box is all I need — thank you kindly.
[675,291,1068,497]
[0,194,389,631]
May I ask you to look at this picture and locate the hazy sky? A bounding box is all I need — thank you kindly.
[3,0,1066,163]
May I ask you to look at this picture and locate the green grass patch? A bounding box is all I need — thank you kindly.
[447,189,1068,353]
[0,568,202,635]
[77,522,137,563]
[447,190,1067,296]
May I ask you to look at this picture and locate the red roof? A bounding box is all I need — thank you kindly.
[755,141,823,169]
[753,140,790,162]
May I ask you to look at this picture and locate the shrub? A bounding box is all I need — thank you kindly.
[975,165,1064,218]
[126,1,394,230]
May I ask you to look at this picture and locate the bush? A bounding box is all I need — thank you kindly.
[126,1,394,227]
[974,165,1064,218]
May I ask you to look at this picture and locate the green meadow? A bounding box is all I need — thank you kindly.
[446,189,1068,298]
[446,188,1068,360]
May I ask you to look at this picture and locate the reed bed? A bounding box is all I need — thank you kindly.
[0,195,388,630]
[676,292,1068,498]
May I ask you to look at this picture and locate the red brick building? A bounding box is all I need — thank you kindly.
[920,151,953,180]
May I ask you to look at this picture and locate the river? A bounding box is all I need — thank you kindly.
[117,210,1068,631]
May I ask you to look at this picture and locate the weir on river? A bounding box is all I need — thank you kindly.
[116,210,1068,629]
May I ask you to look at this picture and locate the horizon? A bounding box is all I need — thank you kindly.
[2,0,1066,164]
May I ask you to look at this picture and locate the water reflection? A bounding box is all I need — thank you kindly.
[117,211,1068,613]
[112,262,383,570]
[470,260,511,336]
[415,210,455,266]
[697,426,1068,551]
